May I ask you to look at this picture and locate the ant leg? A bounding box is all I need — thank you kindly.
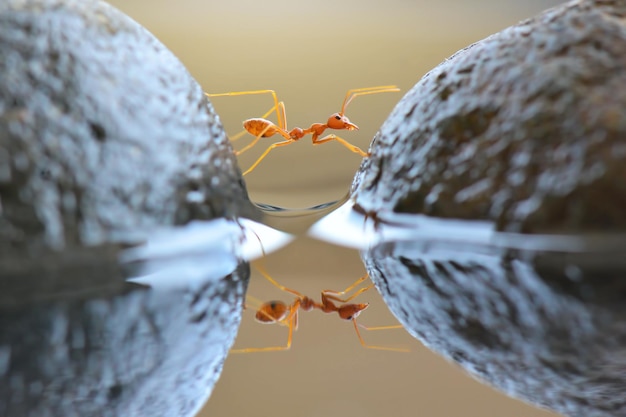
[230,308,298,353]
[229,130,249,142]
[237,104,292,159]
[312,134,368,157]
[277,100,287,131]
[327,273,368,295]
[322,273,373,303]
[352,319,410,352]
[359,323,405,331]
[229,102,284,143]
[255,264,304,298]
[340,85,400,115]
[206,90,286,130]
[323,284,373,304]
[235,122,276,156]
[242,139,294,175]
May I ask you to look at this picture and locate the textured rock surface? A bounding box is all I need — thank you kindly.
[0,1,255,416]
[365,241,626,417]
[353,0,626,234]
[0,0,257,256]
[351,1,626,416]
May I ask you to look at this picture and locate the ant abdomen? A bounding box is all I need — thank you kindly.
[255,300,288,323]
[244,118,277,137]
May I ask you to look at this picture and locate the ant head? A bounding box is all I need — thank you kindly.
[255,300,288,323]
[337,303,369,321]
[327,113,359,131]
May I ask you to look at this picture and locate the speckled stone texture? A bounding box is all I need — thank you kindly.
[353,0,626,415]
[353,0,626,234]
[0,1,254,416]
[0,0,257,256]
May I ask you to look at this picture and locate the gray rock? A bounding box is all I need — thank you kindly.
[353,0,626,234]
[352,1,626,415]
[0,0,257,256]
[0,1,255,416]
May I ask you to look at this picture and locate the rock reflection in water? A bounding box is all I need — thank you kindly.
[0,220,258,417]
[363,235,626,417]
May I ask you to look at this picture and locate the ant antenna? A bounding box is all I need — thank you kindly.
[339,85,400,116]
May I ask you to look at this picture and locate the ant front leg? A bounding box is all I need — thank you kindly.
[312,134,369,157]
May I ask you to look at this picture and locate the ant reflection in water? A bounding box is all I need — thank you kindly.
[207,86,400,175]
[232,266,408,353]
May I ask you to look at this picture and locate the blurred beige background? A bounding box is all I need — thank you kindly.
[105,1,565,416]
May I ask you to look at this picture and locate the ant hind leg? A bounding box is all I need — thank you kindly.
[230,311,298,353]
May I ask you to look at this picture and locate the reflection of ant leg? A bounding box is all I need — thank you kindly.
[232,266,409,353]
[323,273,409,352]
[255,264,303,298]
[230,310,298,353]
[322,273,373,303]
[231,288,302,354]
[352,319,409,352]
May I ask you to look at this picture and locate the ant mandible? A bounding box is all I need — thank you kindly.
[206,85,400,175]
[231,266,408,353]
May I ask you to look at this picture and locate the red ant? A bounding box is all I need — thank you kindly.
[206,86,400,175]
[231,266,408,353]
